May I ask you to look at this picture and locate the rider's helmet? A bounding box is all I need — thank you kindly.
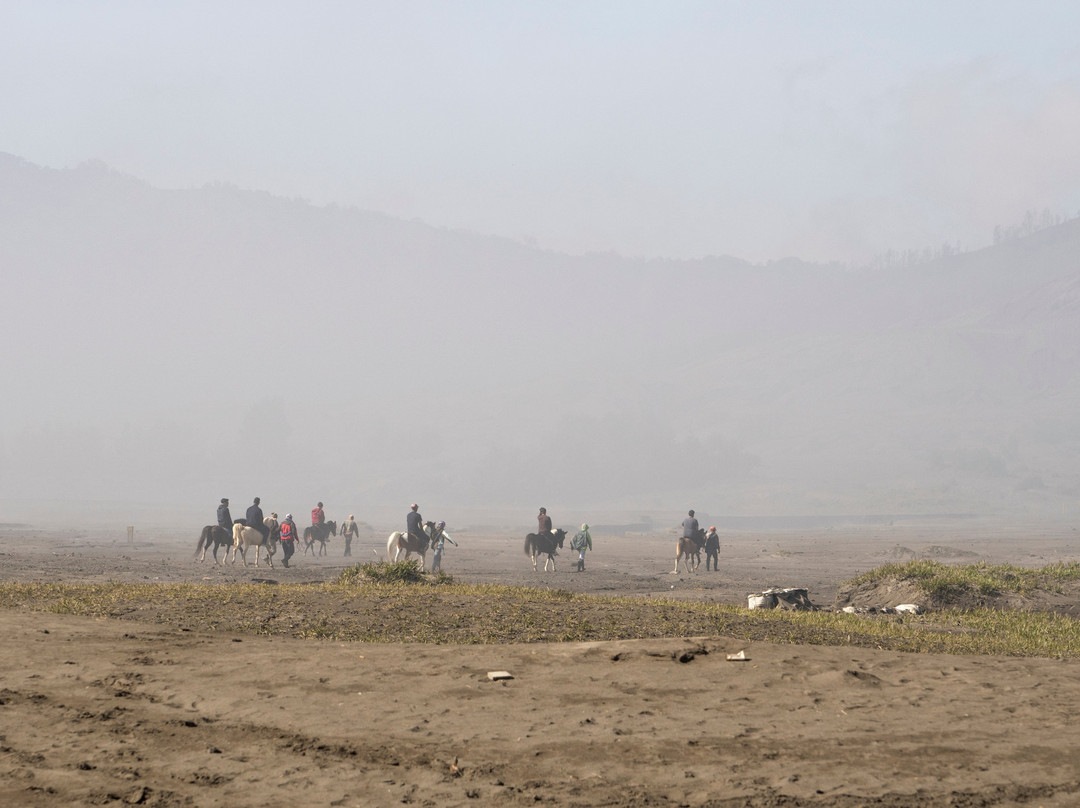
[710,526,717,531]
[285,513,292,520]
[437,521,446,529]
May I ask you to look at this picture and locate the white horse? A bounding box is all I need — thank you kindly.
[386,522,433,569]
[231,516,279,568]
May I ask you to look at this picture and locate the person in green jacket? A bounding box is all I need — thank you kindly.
[571,524,592,572]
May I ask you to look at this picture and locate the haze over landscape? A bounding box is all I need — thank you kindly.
[2,3,1079,528]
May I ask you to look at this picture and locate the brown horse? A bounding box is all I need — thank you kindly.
[195,525,232,564]
[672,528,705,574]
[524,529,567,572]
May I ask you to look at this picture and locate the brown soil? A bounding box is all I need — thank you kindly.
[2,520,1080,806]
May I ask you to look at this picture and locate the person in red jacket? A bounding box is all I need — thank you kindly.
[311,502,325,525]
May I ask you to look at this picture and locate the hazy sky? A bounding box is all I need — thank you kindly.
[3,1,1080,263]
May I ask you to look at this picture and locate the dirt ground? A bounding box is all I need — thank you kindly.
[2,520,1080,806]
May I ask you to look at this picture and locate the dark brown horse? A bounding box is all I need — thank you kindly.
[302,520,337,556]
[524,528,567,572]
[195,525,232,564]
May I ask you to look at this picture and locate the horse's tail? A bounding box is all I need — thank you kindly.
[387,532,398,559]
[196,526,211,554]
[524,534,534,555]
[232,522,244,546]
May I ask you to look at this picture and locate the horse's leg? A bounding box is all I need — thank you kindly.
[531,552,538,572]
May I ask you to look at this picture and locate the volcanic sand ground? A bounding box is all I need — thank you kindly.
[2,520,1079,807]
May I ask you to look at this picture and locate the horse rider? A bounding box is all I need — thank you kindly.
[682,509,700,543]
[407,503,427,549]
[279,513,298,567]
[430,521,457,572]
[538,507,552,538]
[341,514,360,557]
[217,498,232,530]
[311,501,325,526]
[704,526,720,571]
[246,497,267,539]
[571,524,592,572]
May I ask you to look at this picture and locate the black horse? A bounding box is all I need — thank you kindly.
[195,525,232,565]
[524,528,568,572]
[303,520,338,556]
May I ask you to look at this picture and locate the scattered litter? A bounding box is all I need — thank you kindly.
[726,650,749,662]
[840,603,925,615]
[487,670,514,681]
[747,588,817,611]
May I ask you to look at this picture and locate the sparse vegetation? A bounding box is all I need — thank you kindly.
[845,560,1080,603]
[2,569,1080,658]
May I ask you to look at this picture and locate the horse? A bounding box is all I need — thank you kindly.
[302,520,338,556]
[524,529,567,572]
[672,528,705,574]
[195,525,233,564]
[231,516,279,568]
[386,521,434,569]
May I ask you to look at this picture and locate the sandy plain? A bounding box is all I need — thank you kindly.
[1,519,1079,807]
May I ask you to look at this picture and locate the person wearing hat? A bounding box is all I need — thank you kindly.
[406,503,426,549]
[704,526,720,571]
[216,498,233,530]
[429,521,457,573]
[279,512,298,567]
[570,524,592,572]
[341,513,359,557]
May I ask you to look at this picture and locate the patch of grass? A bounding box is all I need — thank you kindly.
[2,578,1080,658]
[337,560,455,586]
[845,560,1080,603]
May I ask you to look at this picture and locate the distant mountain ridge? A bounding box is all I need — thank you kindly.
[2,153,1078,523]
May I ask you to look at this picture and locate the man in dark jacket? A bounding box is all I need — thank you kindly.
[704,526,720,571]
[217,498,232,530]
[537,507,552,538]
[246,497,267,538]
[407,503,425,544]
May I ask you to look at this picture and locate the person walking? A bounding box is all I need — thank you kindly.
[429,521,457,572]
[704,526,720,571]
[217,498,232,530]
[571,523,592,572]
[279,513,298,567]
[341,514,359,557]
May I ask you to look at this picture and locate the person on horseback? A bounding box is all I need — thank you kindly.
[341,513,359,557]
[704,526,720,571]
[217,498,232,530]
[407,503,427,550]
[430,521,457,572]
[279,513,298,567]
[537,507,552,538]
[311,502,325,525]
[682,509,700,541]
[247,497,268,539]
[571,524,592,572]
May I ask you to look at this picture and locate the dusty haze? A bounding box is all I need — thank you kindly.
[2,155,1078,529]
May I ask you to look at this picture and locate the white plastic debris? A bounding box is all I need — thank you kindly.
[895,604,923,614]
[726,650,749,661]
[486,670,514,681]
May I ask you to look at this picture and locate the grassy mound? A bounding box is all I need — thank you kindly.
[835,560,1080,612]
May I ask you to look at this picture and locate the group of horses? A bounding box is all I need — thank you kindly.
[194,517,338,567]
